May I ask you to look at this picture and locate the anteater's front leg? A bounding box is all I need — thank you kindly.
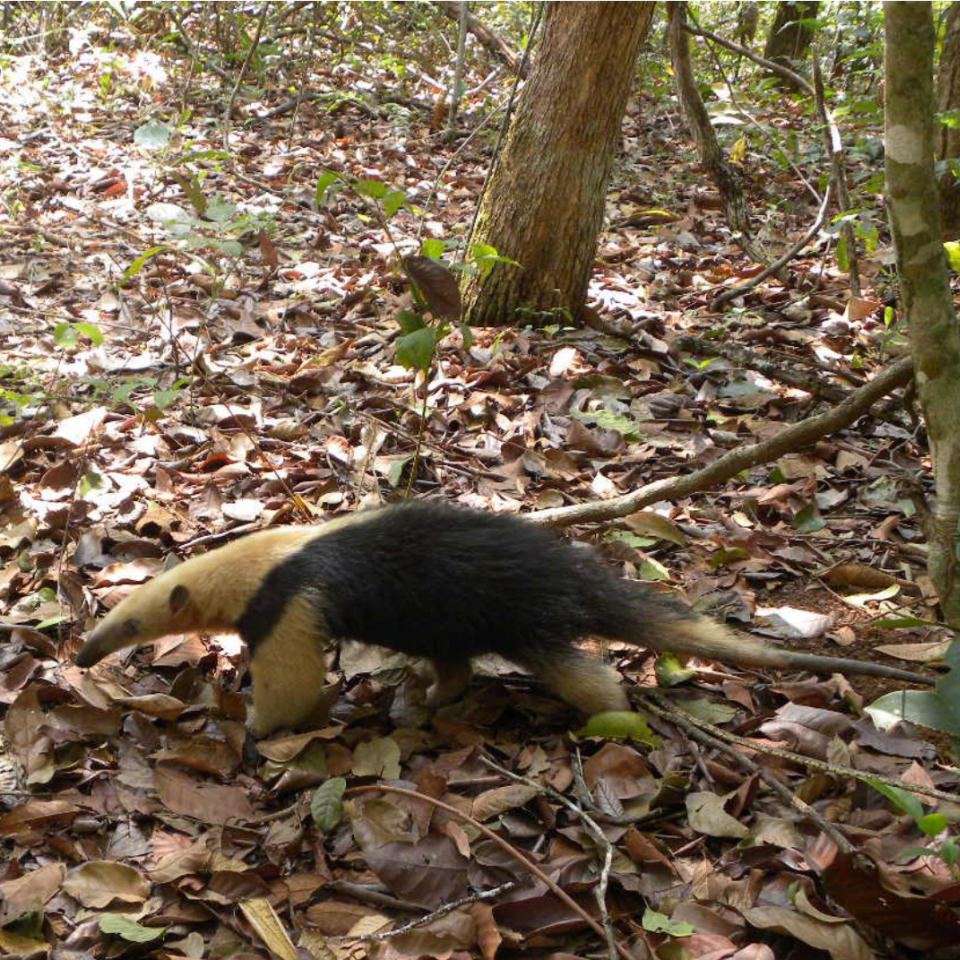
[246,596,330,737]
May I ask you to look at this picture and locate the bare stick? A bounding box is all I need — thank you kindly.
[528,355,913,527]
[346,783,633,960]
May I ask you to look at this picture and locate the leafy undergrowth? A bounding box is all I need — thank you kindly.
[1,13,958,960]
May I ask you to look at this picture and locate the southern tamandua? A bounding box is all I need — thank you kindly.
[75,502,935,736]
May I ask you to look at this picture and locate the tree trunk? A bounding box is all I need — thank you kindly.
[937,2,960,238]
[763,1,819,77]
[667,3,755,255]
[461,2,653,327]
[885,2,960,625]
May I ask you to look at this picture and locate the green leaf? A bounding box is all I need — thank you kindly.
[421,238,446,260]
[75,322,103,346]
[458,322,473,350]
[315,170,341,207]
[571,409,642,440]
[946,241,960,273]
[204,197,236,223]
[867,689,960,736]
[941,838,959,865]
[792,502,825,533]
[655,652,697,686]
[836,234,849,272]
[355,178,388,199]
[709,550,750,574]
[919,813,949,837]
[126,246,170,278]
[639,557,670,581]
[872,615,941,628]
[78,470,105,498]
[152,388,181,411]
[99,914,166,943]
[578,711,658,743]
[642,907,695,937]
[396,327,436,371]
[383,189,405,218]
[396,310,426,334]
[133,121,172,149]
[865,779,925,822]
[54,323,78,348]
[311,777,347,833]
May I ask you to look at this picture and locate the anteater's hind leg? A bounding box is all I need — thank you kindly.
[518,647,629,715]
[247,595,330,737]
[426,657,473,706]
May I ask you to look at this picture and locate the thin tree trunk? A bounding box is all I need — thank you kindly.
[667,2,758,260]
[462,2,653,326]
[885,2,960,624]
[763,1,820,86]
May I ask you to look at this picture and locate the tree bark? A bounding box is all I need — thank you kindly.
[763,1,819,83]
[462,2,653,326]
[885,2,960,625]
[937,2,960,238]
[667,3,755,257]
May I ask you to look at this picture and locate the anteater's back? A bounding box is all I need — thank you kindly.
[236,501,650,659]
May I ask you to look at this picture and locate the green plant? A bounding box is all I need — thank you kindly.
[868,780,958,869]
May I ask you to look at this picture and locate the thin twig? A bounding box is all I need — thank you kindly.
[479,755,619,960]
[641,690,959,805]
[528,354,913,527]
[345,783,633,960]
[642,691,854,853]
[339,881,518,941]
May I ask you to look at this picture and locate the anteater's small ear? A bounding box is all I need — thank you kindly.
[169,584,192,615]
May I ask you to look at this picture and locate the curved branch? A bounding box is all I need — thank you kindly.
[528,356,914,528]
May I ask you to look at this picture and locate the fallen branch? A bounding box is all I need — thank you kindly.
[528,356,914,528]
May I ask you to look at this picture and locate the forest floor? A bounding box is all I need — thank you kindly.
[0,19,957,960]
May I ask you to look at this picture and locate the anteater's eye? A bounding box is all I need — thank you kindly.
[122,618,139,638]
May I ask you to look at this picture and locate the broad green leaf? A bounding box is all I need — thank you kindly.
[639,557,670,581]
[99,914,166,943]
[355,178,388,199]
[311,777,347,833]
[421,238,446,260]
[655,652,697,686]
[396,327,436,371]
[133,121,172,149]
[867,689,960,736]
[78,470,105,498]
[865,779,925,822]
[382,190,405,218]
[315,170,341,207]
[396,310,426,334]
[204,197,236,223]
[152,389,181,411]
[75,322,103,346]
[578,711,658,744]
[54,323,78,348]
[919,813,949,837]
[642,908,695,937]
